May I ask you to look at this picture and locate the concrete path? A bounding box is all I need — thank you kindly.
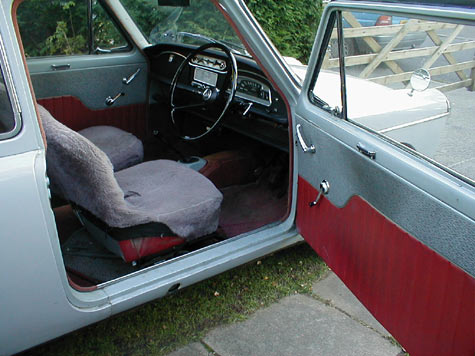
[167,272,403,356]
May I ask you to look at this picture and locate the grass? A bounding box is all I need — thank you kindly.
[26,243,327,356]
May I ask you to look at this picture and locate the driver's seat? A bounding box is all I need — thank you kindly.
[39,105,223,262]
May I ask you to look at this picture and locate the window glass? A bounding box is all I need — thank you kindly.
[17,0,129,57]
[93,1,129,52]
[0,67,16,135]
[119,0,248,57]
[17,0,88,56]
[244,0,322,65]
[315,9,475,182]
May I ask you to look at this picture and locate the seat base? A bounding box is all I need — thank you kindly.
[77,209,186,262]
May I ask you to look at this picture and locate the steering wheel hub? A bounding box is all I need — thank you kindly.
[202,88,213,101]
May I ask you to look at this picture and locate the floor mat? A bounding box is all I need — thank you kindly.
[219,183,288,237]
[62,228,139,283]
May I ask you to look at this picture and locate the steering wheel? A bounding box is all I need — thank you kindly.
[170,42,238,140]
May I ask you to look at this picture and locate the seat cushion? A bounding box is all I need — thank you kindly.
[40,104,221,239]
[79,125,143,171]
[115,160,223,239]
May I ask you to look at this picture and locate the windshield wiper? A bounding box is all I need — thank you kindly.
[177,31,248,56]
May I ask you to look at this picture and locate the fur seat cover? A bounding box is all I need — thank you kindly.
[39,105,223,239]
[79,125,143,171]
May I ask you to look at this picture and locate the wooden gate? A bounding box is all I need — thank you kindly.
[322,12,475,92]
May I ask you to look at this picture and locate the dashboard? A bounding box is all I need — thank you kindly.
[145,44,289,151]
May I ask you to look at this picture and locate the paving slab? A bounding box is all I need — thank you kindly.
[167,342,212,356]
[203,294,400,356]
[312,272,391,336]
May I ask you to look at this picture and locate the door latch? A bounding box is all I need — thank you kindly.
[309,180,330,207]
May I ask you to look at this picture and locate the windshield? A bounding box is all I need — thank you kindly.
[120,0,249,56]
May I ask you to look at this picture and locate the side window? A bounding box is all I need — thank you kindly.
[17,0,129,57]
[0,61,19,138]
[313,10,475,183]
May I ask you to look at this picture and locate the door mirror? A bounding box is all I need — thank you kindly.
[410,68,431,93]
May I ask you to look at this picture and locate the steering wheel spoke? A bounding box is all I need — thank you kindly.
[170,42,238,141]
[172,102,207,111]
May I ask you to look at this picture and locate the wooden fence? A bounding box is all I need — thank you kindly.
[322,12,475,92]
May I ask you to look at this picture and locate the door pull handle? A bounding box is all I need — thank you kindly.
[356,142,376,160]
[309,180,330,207]
[51,64,71,71]
[296,124,316,153]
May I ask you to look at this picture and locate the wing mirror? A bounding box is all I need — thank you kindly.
[408,68,431,96]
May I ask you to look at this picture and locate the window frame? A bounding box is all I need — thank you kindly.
[16,0,132,59]
[308,6,475,187]
[0,33,22,140]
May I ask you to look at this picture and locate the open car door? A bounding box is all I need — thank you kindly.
[294,2,474,355]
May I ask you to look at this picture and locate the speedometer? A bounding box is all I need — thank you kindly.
[236,76,271,106]
[239,79,261,94]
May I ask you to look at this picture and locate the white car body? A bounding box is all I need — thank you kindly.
[290,62,450,156]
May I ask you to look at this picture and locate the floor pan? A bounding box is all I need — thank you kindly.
[219,182,288,237]
[62,228,139,283]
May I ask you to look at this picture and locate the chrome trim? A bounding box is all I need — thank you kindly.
[191,54,227,70]
[157,51,187,60]
[379,111,450,134]
[51,64,71,71]
[189,61,227,74]
[122,68,141,85]
[296,124,316,153]
[0,33,22,140]
[309,180,330,207]
[235,75,272,107]
[105,92,124,106]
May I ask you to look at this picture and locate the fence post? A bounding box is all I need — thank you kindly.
[470,65,475,91]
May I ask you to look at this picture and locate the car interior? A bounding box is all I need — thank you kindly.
[15,0,292,288]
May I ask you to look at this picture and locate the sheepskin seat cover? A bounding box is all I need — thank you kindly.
[79,125,144,171]
[39,105,223,239]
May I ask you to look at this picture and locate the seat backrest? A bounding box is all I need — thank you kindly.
[38,105,135,227]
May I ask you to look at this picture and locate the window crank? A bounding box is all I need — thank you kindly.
[105,92,124,106]
[309,180,330,207]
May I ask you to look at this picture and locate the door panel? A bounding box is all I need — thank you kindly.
[295,3,475,356]
[295,114,475,356]
[27,51,148,137]
[37,95,147,139]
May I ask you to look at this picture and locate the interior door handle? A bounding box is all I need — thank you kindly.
[123,68,141,85]
[51,64,70,71]
[296,124,316,153]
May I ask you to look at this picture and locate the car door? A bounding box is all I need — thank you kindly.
[295,2,474,356]
[15,0,148,139]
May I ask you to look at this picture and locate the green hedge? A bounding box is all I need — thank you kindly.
[17,0,323,63]
[245,0,323,63]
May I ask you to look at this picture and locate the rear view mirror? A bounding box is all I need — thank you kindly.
[158,0,190,6]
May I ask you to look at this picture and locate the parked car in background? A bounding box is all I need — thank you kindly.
[0,0,473,355]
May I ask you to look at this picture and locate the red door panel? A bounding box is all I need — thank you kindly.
[38,96,147,139]
[297,176,474,356]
